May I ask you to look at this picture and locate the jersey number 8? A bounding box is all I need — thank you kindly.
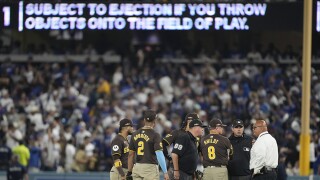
[137,141,144,155]
[208,146,216,160]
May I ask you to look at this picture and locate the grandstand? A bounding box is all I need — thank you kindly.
[0,0,320,180]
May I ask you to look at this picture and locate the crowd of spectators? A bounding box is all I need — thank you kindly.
[0,43,320,177]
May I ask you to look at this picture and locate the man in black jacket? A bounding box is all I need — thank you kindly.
[172,119,206,180]
[227,120,253,180]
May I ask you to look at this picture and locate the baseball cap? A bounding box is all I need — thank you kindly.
[189,119,207,128]
[119,118,133,130]
[185,113,199,121]
[182,113,199,128]
[232,119,244,127]
[144,110,157,122]
[209,118,227,128]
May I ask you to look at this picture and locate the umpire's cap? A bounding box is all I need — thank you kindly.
[144,109,157,122]
[189,119,207,128]
[181,113,199,128]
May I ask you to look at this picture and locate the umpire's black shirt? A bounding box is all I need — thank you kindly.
[172,131,198,175]
[227,134,253,176]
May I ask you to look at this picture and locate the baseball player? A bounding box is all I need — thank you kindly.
[162,113,199,161]
[110,118,134,180]
[199,118,233,180]
[127,110,169,180]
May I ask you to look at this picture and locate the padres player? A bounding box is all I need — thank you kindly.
[110,118,134,180]
[199,118,233,180]
[162,113,199,161]
[127,110,169,180]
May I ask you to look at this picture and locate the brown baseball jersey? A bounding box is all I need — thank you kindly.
[129,128,163,164]
[111,134,130,168]
[199,134,233,167]
[163,129,186,145]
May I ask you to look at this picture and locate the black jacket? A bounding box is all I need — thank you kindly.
[172,132,198,175]
[227,134,253,176]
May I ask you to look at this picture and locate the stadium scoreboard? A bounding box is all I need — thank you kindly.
[0,1,318,31]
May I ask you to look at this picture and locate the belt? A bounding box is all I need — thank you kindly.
[264,167,276,171]
[252,167,276,176]
[205,165,226,168]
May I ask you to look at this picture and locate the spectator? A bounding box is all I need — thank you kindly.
[84,136,95,157]
[71,145,87,172]
[0,139,11,170]
[6,123,23,149]
[41,130,61,171]
[88,149,99,171]
[0,89,14,113]
[97,78,111,95]
[103,127,116,171]
[7,155,28,180]
[277,154,288,180]
[75,122,91,146]
[28,140,41,173]
[64,139,76,172]
[12,140,30,167]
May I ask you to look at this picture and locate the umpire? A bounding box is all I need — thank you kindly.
[162,113,199,161]
[227,120,253,180]
[172,119,206,180]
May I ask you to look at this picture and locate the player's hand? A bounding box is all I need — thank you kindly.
[164,173,169,180]
[174,170,180,179]
[121,176,126,180]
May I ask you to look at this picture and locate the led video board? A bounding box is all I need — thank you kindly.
[0,1,307,31]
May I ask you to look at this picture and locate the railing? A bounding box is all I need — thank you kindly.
[0,54,121,63]
[0,171,320,180]
[1,54,320,64]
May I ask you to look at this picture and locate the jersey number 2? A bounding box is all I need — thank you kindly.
[208,146,216,160]
[137,141,144,155]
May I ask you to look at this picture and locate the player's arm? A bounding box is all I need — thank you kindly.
[156,151,168,174]
[127,135,136,178]
[111,140,125,178]
[154,133,168,176]
[162,139,171,161]
[113,157,125,177]
[127,150,135,172]
[162,131,176,161]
